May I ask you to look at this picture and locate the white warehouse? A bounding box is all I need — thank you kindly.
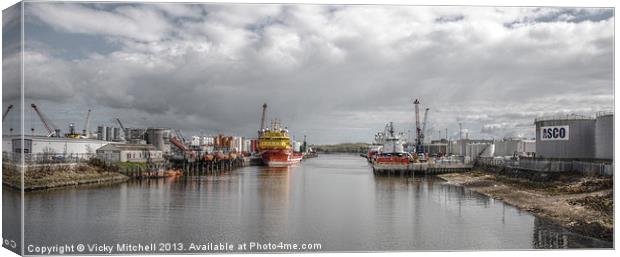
[2,135,110,158]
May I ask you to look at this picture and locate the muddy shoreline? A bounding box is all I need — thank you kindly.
[437,170,613,242]
[2,175,129,191]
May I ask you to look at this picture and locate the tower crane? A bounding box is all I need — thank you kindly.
[82,109,92,138]
[421,108,430,144]
[2,105,13,122]
[115,118,125,131]
[30,104,59,137]
[115,117,127,140]
[413,99,422,153]
[413,99,431,161]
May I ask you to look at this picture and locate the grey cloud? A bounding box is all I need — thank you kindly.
[533,8,614,23]
[26,2,174,42]
[435,15,464,23]
[12,3,614,144]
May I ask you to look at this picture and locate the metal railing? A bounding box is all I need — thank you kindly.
[534,113,594,122]
[596,110,614,117]
[433,155,471,165]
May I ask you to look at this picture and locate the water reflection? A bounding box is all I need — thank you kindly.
[2,186,21,254]
[15,154,612,252]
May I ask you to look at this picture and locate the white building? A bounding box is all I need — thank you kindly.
[293,141,302,152]
[190,136,201,147]
[200,136,214,146]
[242,139,252,153]
[494,139,536,157]
[96,144,164,163]
[231,136,243,152]
[2,135,109,158]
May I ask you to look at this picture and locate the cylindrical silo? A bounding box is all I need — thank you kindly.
[146,128,172,154]
[113,127,120,141]
[97,126,104,140]
[594,112,613,160]
[105,126,112,141]
[535,115,595,159]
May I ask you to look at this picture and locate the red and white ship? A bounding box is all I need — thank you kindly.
[258,120,302,167]
[372,122,412,173]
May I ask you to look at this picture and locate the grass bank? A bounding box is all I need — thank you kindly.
[437,170,613,242]
[2,163,129,191]
[311,143,370,153]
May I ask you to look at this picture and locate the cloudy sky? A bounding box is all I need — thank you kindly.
[2,2,614,144]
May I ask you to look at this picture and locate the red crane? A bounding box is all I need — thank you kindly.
[31,104,58,137]
[170,132,195,159]
[170,136,189,152]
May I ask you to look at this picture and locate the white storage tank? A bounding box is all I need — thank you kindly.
[522,140,536,155]
[535,114,595,159]
[481,143,495,157]
[594,112,613,160]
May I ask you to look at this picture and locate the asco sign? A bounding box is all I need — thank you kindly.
[541,126,569,141]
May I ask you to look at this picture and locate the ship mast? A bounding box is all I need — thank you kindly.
[259,103,267,136]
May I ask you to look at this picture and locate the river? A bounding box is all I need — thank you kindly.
[4,154,612,253]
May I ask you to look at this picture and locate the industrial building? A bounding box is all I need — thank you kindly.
[232,136,243,152]
[427,138,535,159]
[211,134,244,152]
[201,136,215,146]
[125,128,148,144]
[96,126,124,142]
[422,142,448,156]
[145,128,172,154]
[190,136,201,147]
[466,143,495,158]
[535,112,613,160]
[494,139,536,157]
[2,135,110,158]
[243,139,252,153]
[96,144,164,163]
[594,112,613,160]
[451,139,494,157]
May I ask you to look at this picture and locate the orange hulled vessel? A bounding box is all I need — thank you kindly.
[372,122,413,174]
[258,120,303,167]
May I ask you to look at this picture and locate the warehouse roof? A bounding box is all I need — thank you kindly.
[4,135,110,143]
[97,143,158,151]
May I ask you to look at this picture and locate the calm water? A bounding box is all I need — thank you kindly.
[5,154,612,253]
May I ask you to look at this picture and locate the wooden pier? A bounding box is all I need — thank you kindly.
[119,157,248,178]
[174,157,247,176]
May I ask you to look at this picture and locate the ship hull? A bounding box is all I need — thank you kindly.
[261,149,302,167]
[372,153,412,173]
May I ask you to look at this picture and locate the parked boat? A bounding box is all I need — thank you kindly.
[258,120,302,167]
[372,122,413,173]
